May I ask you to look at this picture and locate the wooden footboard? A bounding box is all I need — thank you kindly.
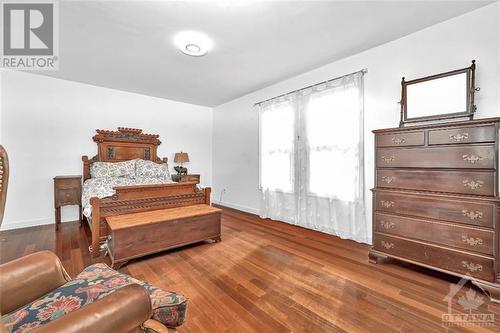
[89,182,211,257]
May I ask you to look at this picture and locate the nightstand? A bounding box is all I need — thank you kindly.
[54,175,82,230]
[171,174,200,184]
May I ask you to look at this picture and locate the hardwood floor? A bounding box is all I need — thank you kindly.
[1,206,499,332]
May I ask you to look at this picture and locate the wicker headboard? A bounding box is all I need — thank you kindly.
[0,144,9,226]
[82,127,167,181]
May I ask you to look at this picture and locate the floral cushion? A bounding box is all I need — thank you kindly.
[90,160,136,178]
[136,159,170,178]
[1,264,187,333]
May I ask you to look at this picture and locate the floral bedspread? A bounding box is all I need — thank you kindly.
[82,176,174,218]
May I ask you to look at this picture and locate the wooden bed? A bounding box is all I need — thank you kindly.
[82,127,211,257]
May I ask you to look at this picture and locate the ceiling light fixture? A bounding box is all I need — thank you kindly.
[173,31,213,57]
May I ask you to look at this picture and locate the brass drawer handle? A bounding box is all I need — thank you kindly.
[380,220,395,230]
[391,137,406,145]
[462,179,484,190]
[461,235,483,246]
[449,133,469,142]
[380,155,395,163]
[381,176,395,184]
[462,209,483,220]
[381,241,394,250]
[462,154,486,164]
[461,261,483,273]
[380,200,394,208]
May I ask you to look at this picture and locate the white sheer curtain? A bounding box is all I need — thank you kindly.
[259,71,368,243]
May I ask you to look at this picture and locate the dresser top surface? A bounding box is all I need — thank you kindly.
[373,117,500,134]
[54,175,82,180]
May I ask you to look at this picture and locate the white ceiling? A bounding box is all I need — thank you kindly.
[37,1,493,106]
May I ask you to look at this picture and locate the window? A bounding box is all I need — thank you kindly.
[259,82,362,201]
[259,100,295,192]
[258,71,366,243]
[259,71,369,242]
[306,85,361,200]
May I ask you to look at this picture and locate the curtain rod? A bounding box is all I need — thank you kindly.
[253,68,368,106]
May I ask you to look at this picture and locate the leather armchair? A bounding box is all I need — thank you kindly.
[0,252,167,333]
[0,251,71,315]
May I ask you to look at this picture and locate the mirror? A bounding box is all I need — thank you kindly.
[399,61,477,127]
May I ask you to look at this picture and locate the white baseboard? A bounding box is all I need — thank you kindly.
[1,217,55,231]
[1,218,78,231]
[212,200,260,215]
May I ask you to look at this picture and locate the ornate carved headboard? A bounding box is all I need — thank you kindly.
[82,127,167,181]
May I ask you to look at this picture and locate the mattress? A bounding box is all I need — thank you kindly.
[82,176,174,218]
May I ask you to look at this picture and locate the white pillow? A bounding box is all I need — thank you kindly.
[90,160,136,178]
[136,159,170,178]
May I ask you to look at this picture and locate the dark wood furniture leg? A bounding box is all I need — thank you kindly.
[111,259,128,270]
[55,207,61,231]
[368,249,387,264]
[79,205,83,227]
[473,280,500,304]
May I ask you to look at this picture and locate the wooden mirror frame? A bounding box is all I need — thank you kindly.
[399,60,478,127]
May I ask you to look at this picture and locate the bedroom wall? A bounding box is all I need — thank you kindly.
[212,2,500,244]
[0,71,213,230]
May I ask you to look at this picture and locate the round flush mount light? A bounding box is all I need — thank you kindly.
[173,31,213,57]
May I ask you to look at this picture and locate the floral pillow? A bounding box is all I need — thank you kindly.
[90,160,136,179]
[136,159,170,179]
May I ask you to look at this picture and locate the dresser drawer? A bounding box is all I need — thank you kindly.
[171,174,200,184]
[429,125,496,145]
[373,233,494,281]
[375,131,424,147]
[54,178,81,189]
[179,175,200,183]
[375,191,495,228]
[377,169,495,196]
[376,145,495,169]
[56,188,80,206]
[374,213,494,255]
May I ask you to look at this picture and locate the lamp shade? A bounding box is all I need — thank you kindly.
[174,152,189,163]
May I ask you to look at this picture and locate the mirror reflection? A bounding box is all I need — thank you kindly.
[406,72,467,119]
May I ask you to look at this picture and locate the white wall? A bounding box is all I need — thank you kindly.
[212,2,500,243]
[0,71,213,230]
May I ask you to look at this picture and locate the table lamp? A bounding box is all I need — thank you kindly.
[174,152,189,174]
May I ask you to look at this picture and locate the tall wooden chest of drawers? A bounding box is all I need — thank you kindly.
[369,118,500,301]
